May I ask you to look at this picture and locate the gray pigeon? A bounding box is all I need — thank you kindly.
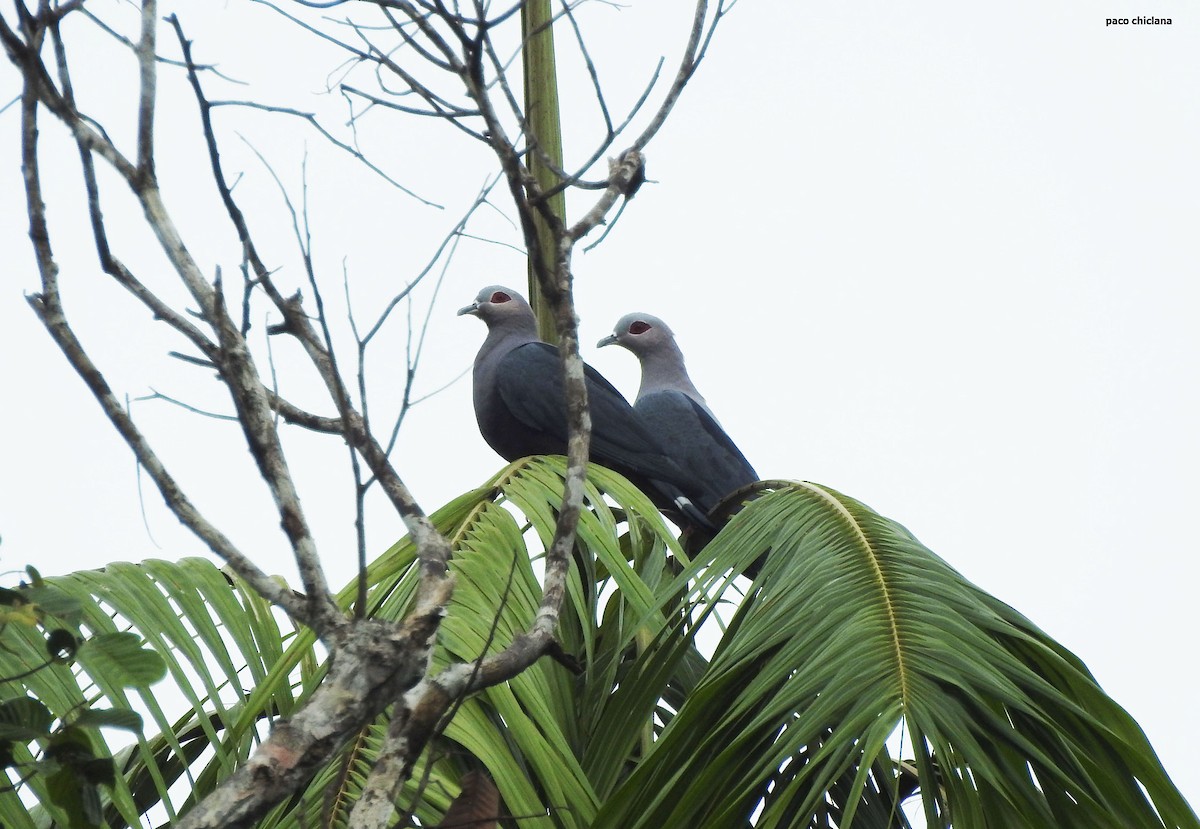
[598,312,758,518]
[459,286,712,530]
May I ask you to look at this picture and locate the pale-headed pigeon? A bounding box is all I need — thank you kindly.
[458,286,712,530]
[598,312,758,518]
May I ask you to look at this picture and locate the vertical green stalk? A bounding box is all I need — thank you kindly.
[521,0,567,343]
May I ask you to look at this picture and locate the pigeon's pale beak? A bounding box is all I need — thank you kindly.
[457,302,480,316]
[596,333,618,348]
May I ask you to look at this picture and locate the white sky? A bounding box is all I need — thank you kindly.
[1,0,1197,815]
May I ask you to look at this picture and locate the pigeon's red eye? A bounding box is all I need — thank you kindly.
[628,321,651,335]
[490,291,512,303]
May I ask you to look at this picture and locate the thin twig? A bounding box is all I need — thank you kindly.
[630,0,726,152]
[80,6,247,83]
[14,74,309,623]
[364,174,500,344]
[128,394,163,550]
[213,98,443,206]
[137,390,240,421]
[172,14,346,631]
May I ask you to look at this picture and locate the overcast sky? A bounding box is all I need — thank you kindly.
[1,0,1197,814]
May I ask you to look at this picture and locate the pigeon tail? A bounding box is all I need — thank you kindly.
[672,491,716,532]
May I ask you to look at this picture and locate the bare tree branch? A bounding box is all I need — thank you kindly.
[80,5,248,82]
[630,0,728,152]
[13,70,309,623]
[170,13,456,592]
[2,0,730,824]
[135,0,156,175]
[214,98,444,205]
[174,606,452,829]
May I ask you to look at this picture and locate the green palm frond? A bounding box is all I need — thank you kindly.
[593,481,1197,829]
[0,458,694,828]
[1,464,1194,829]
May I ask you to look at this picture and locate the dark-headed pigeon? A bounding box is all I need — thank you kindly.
[459,286,712,530]
[598,312,758,518]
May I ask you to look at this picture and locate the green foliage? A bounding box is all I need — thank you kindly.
[77,632,170,689]
[593,482,1199,828]
[0,462,1194,828]
[0,697,55,741]
[0,565,164,828]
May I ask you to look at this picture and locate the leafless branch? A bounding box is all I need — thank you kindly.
[80,5,248,83]
[137,390,240,421]
[2,0,729,824]
[363,174,500,344]
[560,0,612,136]
[13,85,308,626]
[267,392,346,433]
[630,0,728,152]
[170,13,456,587]
[174,608,452,829]
[348,533,525,828]
[214,99,444,206]
[569,148,646,240]
[581,188,631,252]
[135,0,156,175]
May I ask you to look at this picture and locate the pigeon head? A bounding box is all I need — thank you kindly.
[599,311,708,408]
[458,286,535,329]
[597,312,675,357]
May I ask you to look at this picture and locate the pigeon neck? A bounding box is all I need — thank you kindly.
[637,343,708,408]
[480,319,539,357]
